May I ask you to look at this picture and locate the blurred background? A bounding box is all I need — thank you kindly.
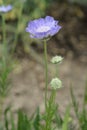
[0,0,87,61]
[0,0,87,128]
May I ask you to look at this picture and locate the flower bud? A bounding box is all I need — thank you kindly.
[50,77,62,90]
[51,55,63,64]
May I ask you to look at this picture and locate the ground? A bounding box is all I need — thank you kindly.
[3,57,87,129]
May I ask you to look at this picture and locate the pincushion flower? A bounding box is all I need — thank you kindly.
[26,16,61,39]
[50,77,62,90]
[0,5,12,13]
[51,55,63,64]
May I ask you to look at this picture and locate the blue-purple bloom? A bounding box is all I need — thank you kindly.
[0,5,12,13]
[26,16,61,39]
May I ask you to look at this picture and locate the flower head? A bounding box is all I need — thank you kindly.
[51,55,63,64]
[26,16,61,39]
[50,77,62,90]
[0,5,12,13]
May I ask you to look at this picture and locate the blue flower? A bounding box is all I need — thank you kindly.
[26,16,61,39]
[0,5,12,13]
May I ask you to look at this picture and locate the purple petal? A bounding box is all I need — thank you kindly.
[26,21,38,33]
[26,16,62,40]
[48,25,62,36]
[35,18,45,26]
[45,16,54,22]
[45,16,59,27]
[0,5,12,13]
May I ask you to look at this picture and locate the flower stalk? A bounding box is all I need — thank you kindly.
[25,16,62,130]
[0,5,13,97]
[2,14,6,47]
[44,39,48,109]
[45,89,56,130]
[12,3,24,54]
[55,64,58,77]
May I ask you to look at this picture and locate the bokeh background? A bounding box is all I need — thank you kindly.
[0,0,87,129]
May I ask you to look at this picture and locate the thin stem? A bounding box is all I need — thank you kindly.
[45,90,56,130]
[44,40,48,110]
[0,97,4,120]
[12,3,23,54]
[2,14,7,56]
[55,64,58,77]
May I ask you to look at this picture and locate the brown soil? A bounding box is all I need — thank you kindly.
[3,57,87,129]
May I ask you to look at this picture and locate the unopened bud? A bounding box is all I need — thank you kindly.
[50,77,62,90]
[51,55,63,64]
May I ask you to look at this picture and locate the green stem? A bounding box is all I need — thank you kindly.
[44,40,48,110]
[2,14,7,55]
[12,3,23,54]
[0,97,4,119]
[45,90,56,130]
[55,64,58,77]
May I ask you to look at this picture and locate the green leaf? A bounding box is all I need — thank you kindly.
[70,86,79,119]
[17,110,31,130]
[62,105,71,130]
[10,112,15,130]
[4,106,11,130]
[33,107,40,130]
[83,80,87,105]
[55,112,63,129]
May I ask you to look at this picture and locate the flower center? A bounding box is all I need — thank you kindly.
[37,26,50,33]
